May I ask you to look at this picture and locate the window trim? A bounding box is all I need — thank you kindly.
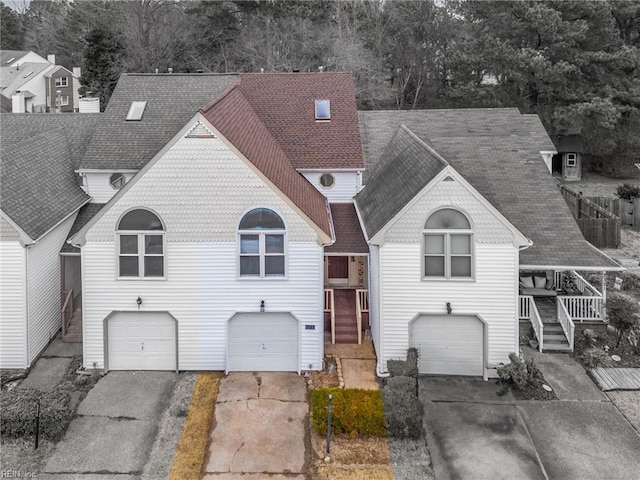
[116,209,166,280]
[422,208,475,281]
[319,173,335,189]
[55,76,68,87]
[237,208,287,279]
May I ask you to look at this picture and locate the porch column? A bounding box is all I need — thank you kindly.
[601,270,607,321]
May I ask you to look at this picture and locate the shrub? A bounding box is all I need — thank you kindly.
[311,388,386,437]
[579,347,612,368]
[497,353,529,389]
[382,375,423,439]
[607,292,640,347]
[618,272,640,294]
[387,348,419,378]
[616,183,640,200]
[0,388,72,441]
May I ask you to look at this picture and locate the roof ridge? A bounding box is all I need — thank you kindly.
[200,79,242,114]
[398,124,449,167]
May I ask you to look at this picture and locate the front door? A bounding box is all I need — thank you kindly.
[328,256,349,285]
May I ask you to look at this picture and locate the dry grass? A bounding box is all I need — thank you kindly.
[167,372,221,480]
[312,465,394,480]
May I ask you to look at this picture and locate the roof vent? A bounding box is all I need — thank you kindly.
[318,66,324,72]
[168,67,173,74]
[315,100,330,121]
[260,68,264,73]
[126,101,147,121]
[23,71,33,78]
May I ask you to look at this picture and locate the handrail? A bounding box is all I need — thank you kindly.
[557,300,575,351]
[61,289,73,337]
[324,288,336,344]
[559,295,602,322]
[519,295,531,320]
[525,296,544,352]
[355,289,368,345]
[572,271,602,296]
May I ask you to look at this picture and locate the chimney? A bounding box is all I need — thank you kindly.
[73,67,81,78]
[47,54,56,64]
[12,93,25,113]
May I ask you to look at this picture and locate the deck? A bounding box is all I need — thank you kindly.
[590,368,640,391]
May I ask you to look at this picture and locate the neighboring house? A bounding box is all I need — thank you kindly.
[0,50,81,113]
[0,113,101,368]
[2,71,622,376]
[355,110,620,378]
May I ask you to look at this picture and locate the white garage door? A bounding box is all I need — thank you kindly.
[107,312,176,371]
[228,312,298,372]
[410,315,484,376]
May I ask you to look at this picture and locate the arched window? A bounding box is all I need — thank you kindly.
[238,208,285,277]
[423,208,473,279]
[117,209,165,278]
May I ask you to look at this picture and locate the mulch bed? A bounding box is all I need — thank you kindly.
[573,329,640,368]
[309,356,340,389]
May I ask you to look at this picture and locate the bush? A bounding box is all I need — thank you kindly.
[608,292,640,347]
[579,347,612,368]
[616,183,640,200]
[310,388,386,437]
[0,388,72,441]
[497,353,530,389]
[382,375,423,439]
[387,348,419,378]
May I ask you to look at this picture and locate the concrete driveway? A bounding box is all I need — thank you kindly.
[420,376,640,480]
[41,371,176,479]
[203,372,308,479]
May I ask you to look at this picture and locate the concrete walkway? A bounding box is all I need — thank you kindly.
[41,371,176,479]
[19,336,81,391]
[325,338,380,390]
[203,372,308,479]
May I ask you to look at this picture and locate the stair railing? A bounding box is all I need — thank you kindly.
[61,289,73,337]
[324,288,336,344]
[557,300,575,351]
[355,289,369,345]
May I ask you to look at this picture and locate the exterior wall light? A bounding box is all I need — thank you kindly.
[260,300,265,312]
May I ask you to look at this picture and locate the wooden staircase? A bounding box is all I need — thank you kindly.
[535,297,571,352]
[333,289,359,344]
[62,308,82,343]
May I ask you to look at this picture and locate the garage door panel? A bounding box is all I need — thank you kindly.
[228,313,298,372]
[411,315,483,377]
[107,312,176,371]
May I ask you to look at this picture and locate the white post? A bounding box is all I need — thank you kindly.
[601,271,607,321]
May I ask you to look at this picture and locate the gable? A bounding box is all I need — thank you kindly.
[84,121,320,245]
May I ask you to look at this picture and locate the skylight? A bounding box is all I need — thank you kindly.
[126,101,147,121]
[6,57,15,64]
[23,71,33,78]
[315,99,331,120]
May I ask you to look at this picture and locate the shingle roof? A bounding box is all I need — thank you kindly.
[358,109,619,269]
[61,203,106,253]
[0,94,11,112]
[1,129,90,240]
[237,72,364,170]
[0,50,30,65]
[0,62,52,93]
[355,125,447,238]
[79,73,238,170]
[1,113,101,168]
[201,84,332,238]
[325,203,369,254]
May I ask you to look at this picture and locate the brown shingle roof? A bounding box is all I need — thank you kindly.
[237,72,364,170]
[325,203,369,254]
[200,85,333,239]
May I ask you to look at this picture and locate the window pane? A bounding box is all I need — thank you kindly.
[144,257,164,277]
[424,234,444,254]
[120,235,138,254]
[265,256,285,276]
[425,257,445,277]
[265,234,284,253]
[425,209,470,229]
[240,235,259,254]
[119,257,139,276]
[451,234,471,254]
[145,235,163,254]
[240,256,260,275]
[119,209,163,230]
[451,257,472,277]
[239,208,284,230]
[315,100,331,120]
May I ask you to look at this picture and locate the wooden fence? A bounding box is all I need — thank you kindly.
[558,185,621,248]
[587,196,639,228]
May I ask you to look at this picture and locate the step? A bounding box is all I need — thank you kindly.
[544,334,568,343]
[542,344,572,352]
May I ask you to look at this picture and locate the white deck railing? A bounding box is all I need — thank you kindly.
[557,300,575,351]
[324,288,336,344]
[559,296,603,322]
[355,289,369,345]
[520,295,543,352]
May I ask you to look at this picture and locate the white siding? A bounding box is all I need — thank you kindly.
[82,132,324,371]
[379,243,518,372]
[368,245,381,365]
[26,214,77,364]
[0,240,26,368]
[83,242,323,371]
[82,172,136,203]
[301,171,362,203]
[376,176,520,375]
